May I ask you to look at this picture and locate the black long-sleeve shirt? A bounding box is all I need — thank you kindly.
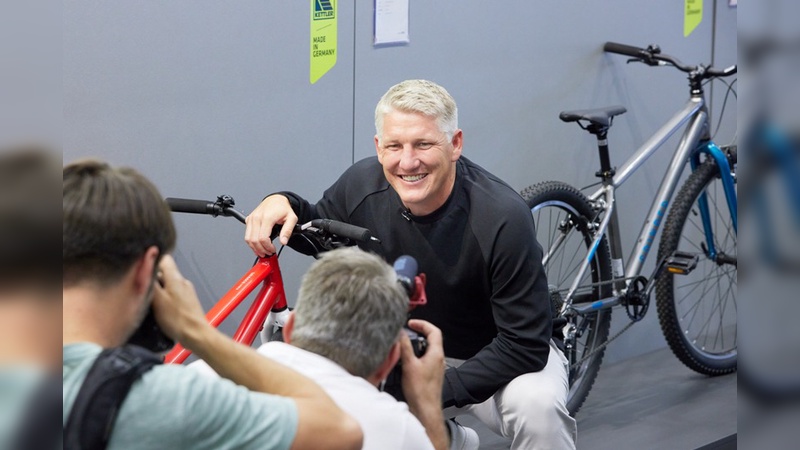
[281,156,552,408]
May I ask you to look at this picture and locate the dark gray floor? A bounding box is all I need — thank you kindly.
[457,347,737,449]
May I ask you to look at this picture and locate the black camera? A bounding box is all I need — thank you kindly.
[395,256,428,357]
[382,255,429,401]
[405,326,427,357]
[127,307,175,353]
[383,326,427,401]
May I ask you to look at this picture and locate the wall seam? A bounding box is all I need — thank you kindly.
[351,0,357,165]
[709,0,718,123]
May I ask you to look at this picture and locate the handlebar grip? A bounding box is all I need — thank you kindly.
[311,219,374,242]
[707,65,737,77]
[165,198,219,215]
[603,41,646,58]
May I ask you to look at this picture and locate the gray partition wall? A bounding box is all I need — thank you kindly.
[63,0,736,365]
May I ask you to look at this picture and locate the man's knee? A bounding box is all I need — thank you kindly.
[497,373,576,448]
[501,374,566,418]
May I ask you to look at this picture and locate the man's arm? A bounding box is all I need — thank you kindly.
[244,158,385,257]
[153,255,362,450]
[400,320,449,450]
[441,201,553,408]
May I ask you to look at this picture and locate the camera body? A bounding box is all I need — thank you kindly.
[381,325,428,402]
[404,326,427,357]
[127,307,174,353]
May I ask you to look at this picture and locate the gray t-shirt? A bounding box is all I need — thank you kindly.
[63,343,298,450]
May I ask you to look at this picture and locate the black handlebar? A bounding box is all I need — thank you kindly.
[603,42,646,58]
[166,196,246,223]
[166,195,376,244]
[707,65,737,77]
[166,197,220,215]
[307,219,376,243]
[603,41,736,79]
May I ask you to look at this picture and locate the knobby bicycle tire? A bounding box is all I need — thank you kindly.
[520,181,613,415]
[656,160,737,375]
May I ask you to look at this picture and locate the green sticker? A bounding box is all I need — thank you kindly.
[684,0,702,37]
[310,0,337,84]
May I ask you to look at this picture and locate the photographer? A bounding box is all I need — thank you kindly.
[192,247,450,450]
[63,159,362,450]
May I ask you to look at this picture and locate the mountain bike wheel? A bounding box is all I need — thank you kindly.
[656,160,737,375]
[520,181,613,415]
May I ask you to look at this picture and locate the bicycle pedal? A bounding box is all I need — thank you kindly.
[665,251,699,275]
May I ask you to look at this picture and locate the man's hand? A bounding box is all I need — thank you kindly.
[151,255,211,348]
[400,319,448,450]
[244,194,298,257]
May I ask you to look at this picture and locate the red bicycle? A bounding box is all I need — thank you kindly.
[161,194,382,364]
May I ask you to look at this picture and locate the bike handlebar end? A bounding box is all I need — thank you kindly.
[603,41,645,58]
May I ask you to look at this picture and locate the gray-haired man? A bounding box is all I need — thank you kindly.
[193,247,452,449]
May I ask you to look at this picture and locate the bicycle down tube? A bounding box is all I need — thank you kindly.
[164,255,287,364]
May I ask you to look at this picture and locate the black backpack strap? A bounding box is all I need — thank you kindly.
[63,345,162,450]
[11,373,62,450]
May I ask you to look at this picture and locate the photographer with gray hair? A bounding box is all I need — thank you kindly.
[193,246,448,450]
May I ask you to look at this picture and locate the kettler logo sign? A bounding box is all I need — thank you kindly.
[314,0,335,20]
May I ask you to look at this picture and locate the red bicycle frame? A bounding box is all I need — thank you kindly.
[164,254,287,364]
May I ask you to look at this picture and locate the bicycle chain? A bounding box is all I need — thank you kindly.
[569,317,637,371]
[554,275,636,294]
[553,276,646,370]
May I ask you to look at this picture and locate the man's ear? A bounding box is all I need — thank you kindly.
[133,246,160,297]
[450,129,463,161]
[282,311,295,344]
[371,341,401,384]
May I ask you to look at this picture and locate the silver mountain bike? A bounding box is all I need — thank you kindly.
[521,42,738,415]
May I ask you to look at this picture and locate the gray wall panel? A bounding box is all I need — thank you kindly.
[63,1,356,336]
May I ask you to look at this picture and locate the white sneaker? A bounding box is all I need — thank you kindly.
[446,419,480,450]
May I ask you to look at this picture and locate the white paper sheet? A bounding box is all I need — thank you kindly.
[374,0,409,45]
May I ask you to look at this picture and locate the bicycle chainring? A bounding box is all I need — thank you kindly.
[624,276,650,321]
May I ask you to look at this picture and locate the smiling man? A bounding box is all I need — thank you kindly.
[246,79,575,450]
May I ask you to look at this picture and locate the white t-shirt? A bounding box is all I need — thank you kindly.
[191,341,435,450]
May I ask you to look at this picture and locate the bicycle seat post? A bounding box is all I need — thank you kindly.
[588,124,615,182]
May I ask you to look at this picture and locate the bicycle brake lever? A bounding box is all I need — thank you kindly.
[627,57,663,67]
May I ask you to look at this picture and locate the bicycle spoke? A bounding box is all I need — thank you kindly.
[693,278,728,352]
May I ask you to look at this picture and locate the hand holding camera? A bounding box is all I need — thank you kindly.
[404,326,428,358]
[142,255,212,352]
[399,319,445,421]
[394,255,430,358]
[381,256,441,401]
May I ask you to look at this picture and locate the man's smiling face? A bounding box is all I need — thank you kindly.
[375,109,462,216]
